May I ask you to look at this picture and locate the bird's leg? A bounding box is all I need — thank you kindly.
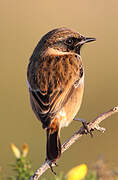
[46,160,58,175]
[49,162,56,175]
[74,118,93,137]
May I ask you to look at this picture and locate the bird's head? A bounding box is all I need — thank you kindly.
[37,27,96,55]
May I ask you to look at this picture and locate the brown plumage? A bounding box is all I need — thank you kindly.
[27,27,95,162]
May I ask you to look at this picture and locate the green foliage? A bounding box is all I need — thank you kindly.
[40,173,67,180]
[8,156,33,180]
[0,144,118,180]
[85,171,97,180]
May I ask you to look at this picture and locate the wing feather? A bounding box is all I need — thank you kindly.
[27,53,83,128]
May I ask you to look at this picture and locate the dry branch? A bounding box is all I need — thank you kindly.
[29,106,118,180]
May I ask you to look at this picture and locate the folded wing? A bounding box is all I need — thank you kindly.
[27,53,82,128]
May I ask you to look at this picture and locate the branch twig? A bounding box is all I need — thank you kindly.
[29,106,118,180]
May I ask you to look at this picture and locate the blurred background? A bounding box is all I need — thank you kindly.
[0,0,118,178]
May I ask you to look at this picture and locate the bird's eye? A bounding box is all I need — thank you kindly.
[65,38,74,45]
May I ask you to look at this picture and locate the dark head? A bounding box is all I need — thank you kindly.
[32,27,96,57]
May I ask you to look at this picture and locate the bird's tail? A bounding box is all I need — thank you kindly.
[46,127,61,161]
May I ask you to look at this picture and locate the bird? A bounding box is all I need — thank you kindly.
[27,27,96,165]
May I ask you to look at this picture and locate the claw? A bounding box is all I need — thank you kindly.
[45,157,58,175]
[82,121,93,137]
[54,162,58,166]
[49,162,57,175]
[74,118,93,137]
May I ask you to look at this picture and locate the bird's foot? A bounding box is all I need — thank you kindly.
[45,158,58,175]
[49,162,56,175]
[74,118,93,137]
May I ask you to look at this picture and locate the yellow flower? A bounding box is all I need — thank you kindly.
[67,164,87,180]
[22,144,29,157]
[11,144,21,158]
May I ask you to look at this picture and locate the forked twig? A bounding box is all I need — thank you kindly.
[29,106,118,180]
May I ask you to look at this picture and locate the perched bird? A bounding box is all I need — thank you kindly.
[27,28,96,163]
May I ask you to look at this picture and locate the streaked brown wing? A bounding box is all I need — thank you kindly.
[27,53,82,128]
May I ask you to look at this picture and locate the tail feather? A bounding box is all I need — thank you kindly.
[46,128,61,161]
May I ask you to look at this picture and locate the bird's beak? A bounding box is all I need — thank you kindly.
[80,37,96,45]
[84,37,96,43]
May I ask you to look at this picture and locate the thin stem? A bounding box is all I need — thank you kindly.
[29,105,118,180]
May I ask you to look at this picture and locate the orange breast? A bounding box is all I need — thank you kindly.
[56,75,84,129]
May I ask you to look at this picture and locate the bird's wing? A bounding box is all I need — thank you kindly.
[27,53,83,128]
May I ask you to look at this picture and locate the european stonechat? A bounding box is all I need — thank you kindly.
[27,27,96,162]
